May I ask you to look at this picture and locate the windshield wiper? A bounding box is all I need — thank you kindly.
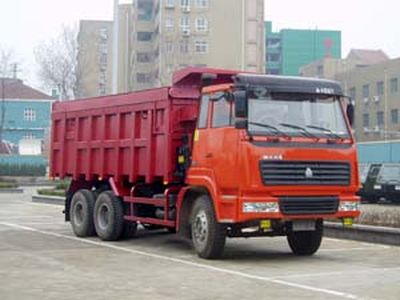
[279,123,319,139]
[249,122,290,138]
[306,125,343,140]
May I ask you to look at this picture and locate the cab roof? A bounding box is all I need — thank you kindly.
[235,74,344,96]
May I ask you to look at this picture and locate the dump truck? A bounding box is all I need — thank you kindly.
[50,68,360,259]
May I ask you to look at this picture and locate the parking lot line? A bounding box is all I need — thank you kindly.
[271,266,400,280]
[0,221,363,300]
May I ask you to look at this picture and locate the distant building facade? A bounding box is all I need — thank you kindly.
[78,20,114,98]
[78,0,265,96]
[0,78,53,153]
[336,57,400,142]
[265,21,341,75]
[300,49,389,80]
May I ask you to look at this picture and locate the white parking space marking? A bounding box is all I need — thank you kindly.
[319,247,390,252]
[272,267,400,280]
[0,222,364,300]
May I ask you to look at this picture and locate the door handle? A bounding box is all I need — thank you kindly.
[205,153,213,159]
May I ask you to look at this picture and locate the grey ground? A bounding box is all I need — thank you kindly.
[0,187,399,300]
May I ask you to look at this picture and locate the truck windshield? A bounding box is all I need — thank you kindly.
[248,93,350,139]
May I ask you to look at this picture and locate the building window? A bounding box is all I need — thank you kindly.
[391,109,399,124]
[137,52,152,63]
[349,87,356,100]
[317,65,324,77]
[24,133,35,140]
[377,111,384,127]
[390,78,398,94]
[180,16,190,31]
[195,17,208,31]
[165,41,174,53]
[196,0,208,8]
[137,32,153,41]
[24,108,36,122]
[361,84,369,100]
[377,81,384,96]
[180,40,189,53]
[165,17,174,30]
[166,0,175,7]
[194,41,208,54]
[138,0,153,21]
[137,73,152,83]
[180,0,190,9]
[99,28,108,41]
[362,113,369,128]
[99,84,106,95]
[268,53,280,62]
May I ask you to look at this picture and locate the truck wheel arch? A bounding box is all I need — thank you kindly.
[177,185,216,239]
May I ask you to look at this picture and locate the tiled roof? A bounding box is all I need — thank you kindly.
[0,78,53,100]
[347,49,390,66]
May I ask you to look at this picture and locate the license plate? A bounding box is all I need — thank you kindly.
[292,220,316,232]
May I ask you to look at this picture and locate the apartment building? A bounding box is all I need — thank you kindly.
[128,0,265,91]
[78,20,114,98]
[337,58,400,142]
[78,0,265,95]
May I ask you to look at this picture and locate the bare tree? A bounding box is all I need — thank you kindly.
[35,25,82,100]
[0,47,16,142]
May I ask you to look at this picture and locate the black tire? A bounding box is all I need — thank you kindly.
[70,189,96,237]
[190,195,226,259]
[94,191,124,241]
[121,222,138,239]
[287,220,323,256]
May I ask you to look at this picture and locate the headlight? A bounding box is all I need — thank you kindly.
[339,201,360,212]
[243,202,279,213]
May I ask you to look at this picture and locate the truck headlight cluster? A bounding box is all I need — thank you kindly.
[243,202,279,213]
[339,201,360,212]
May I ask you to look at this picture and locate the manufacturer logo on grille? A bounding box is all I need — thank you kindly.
[305,167,313,178]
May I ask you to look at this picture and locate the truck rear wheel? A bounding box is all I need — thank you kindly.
[287,220,323,256]
[190,195,226,259]
[70,189,96,237]
[94,191,124,241]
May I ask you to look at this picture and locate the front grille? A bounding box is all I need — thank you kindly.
[260,161,350,186]
[279,196,339,215]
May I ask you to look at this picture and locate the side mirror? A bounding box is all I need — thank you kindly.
[234,90,248,118]
[346,102,355,127]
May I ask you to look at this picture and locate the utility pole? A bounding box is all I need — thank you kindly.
[0,78,5,143]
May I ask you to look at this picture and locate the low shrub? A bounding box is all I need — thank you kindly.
[0,163,46,176]
[37,189,65,197]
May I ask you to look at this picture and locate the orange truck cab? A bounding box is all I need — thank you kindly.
[185,73,360,257]
[51,68,360,259]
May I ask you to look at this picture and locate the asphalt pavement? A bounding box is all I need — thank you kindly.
[0,187,399,300]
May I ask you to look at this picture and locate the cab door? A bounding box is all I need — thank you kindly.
[205,92,239,193]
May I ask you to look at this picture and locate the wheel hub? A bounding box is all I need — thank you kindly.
[73,203,84,225]
[193,210,208,245]
[98,204,110,230]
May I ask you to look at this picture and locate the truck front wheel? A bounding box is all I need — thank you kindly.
[70,190,96,237]
[190,195,226,259]
[94,191,124,241]
[287,220,323,256]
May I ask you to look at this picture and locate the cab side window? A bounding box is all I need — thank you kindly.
[212,95,233,128]
[198,95,210,129]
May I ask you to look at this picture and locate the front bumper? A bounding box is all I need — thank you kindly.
[218,194,360,223]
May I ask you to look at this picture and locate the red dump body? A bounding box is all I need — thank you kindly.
[50,68,237,184]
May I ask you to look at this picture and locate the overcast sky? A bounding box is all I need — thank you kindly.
[1,0,399,90]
